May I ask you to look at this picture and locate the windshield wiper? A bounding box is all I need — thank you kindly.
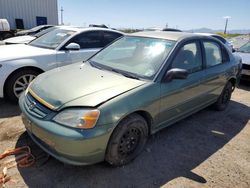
[89,61,103,70]
[89,61,140,80]
[110,68,140,80]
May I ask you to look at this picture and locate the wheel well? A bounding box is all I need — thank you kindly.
[4,66,44,96]
[133,110,153,135]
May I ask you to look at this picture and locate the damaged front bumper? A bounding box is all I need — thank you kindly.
[19,93,113,165]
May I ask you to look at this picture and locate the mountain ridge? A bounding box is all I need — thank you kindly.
[184,27,250,34]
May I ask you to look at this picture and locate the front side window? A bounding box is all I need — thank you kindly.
[91,36,176,80]
[68,31,103,49]
[171,42,202,73]
[29,29,75,49]
[34,27,56,38]
[204,42,222,67]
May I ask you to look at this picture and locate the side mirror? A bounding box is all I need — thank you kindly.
[232,48,236,53]
[164,68,188,82]
[65,43,80,51]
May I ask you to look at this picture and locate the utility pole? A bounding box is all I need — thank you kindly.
[60,6,64,25]
[223,16,231,34]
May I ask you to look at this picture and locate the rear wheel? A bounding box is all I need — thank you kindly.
[5,69,40,102]
[105,114,148,166]
[214,82,233,111]
[3,32,13,39]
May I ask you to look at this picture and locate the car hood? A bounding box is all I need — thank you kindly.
[0,44,54,62]
[236,52,250,65]
[29,63,146,110]
[3,36,36,44]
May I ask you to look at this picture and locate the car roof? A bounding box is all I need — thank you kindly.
[195,32,217,36]
[130,31,204,41]
[54,26,124,34]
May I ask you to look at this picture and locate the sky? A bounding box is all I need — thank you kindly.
[58,0,250,30]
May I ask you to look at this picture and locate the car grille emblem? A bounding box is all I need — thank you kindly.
[28,101,36,110]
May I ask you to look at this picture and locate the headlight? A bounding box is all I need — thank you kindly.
[53,109,100,129]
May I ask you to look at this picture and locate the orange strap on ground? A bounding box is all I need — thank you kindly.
[0,146,35,187]
[0,146,35,167]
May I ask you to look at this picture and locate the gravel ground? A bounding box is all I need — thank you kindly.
[0,81,249,188]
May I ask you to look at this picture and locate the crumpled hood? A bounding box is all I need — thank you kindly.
[29,63,146,110]
[236,52,250,65]
[0,44,54,62]
[3,36,36,44]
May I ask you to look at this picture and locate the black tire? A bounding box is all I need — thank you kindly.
[5,69,40,103]
[214,82,233,111]
[105,114,149,166]
[3,32,13,39]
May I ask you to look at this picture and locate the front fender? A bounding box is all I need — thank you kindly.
[2,55,57,71]
[97,83,161,134]
[0,57,56,98]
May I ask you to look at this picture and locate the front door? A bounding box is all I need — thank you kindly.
[158,41,205,128]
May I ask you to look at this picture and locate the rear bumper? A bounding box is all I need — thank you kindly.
[241,64,250,80]
[241,69,250,76]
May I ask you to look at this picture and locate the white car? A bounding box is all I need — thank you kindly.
[236,41,250,80]
[2,26,57,45]
[0,26,123,101]
[3,35,36,45]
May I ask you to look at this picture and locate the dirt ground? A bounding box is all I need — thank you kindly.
[0,81,250,188]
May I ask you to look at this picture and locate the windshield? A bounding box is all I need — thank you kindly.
[239,41,250,53]
[30,25,48,32]
[29,29,75,49]
[91,36,176,80]
[34,27,56,38]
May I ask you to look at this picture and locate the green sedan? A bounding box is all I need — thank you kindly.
[19,32,241,166]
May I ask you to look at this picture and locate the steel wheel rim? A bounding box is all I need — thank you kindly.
[13,74,36,98]
[118,127,141,157]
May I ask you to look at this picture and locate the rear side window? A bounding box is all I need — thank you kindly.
[103,31,123,46]
[68,31,103,49]
[171,42,202,73]
[204,42,222,67]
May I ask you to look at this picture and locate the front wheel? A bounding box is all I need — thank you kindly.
[213,82,233,111]
[105,114,149,166]
[5,69,39,102]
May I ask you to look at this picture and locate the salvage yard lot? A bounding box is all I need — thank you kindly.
[0,82,250,188]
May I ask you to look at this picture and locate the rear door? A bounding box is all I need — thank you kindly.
[158,40,206,127]
[56,31,103,67]
[199,40,230,103]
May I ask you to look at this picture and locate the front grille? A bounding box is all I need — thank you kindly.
[242,64,250,70]
[24,92,52,118]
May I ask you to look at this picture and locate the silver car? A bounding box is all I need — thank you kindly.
[236,41,250,80]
